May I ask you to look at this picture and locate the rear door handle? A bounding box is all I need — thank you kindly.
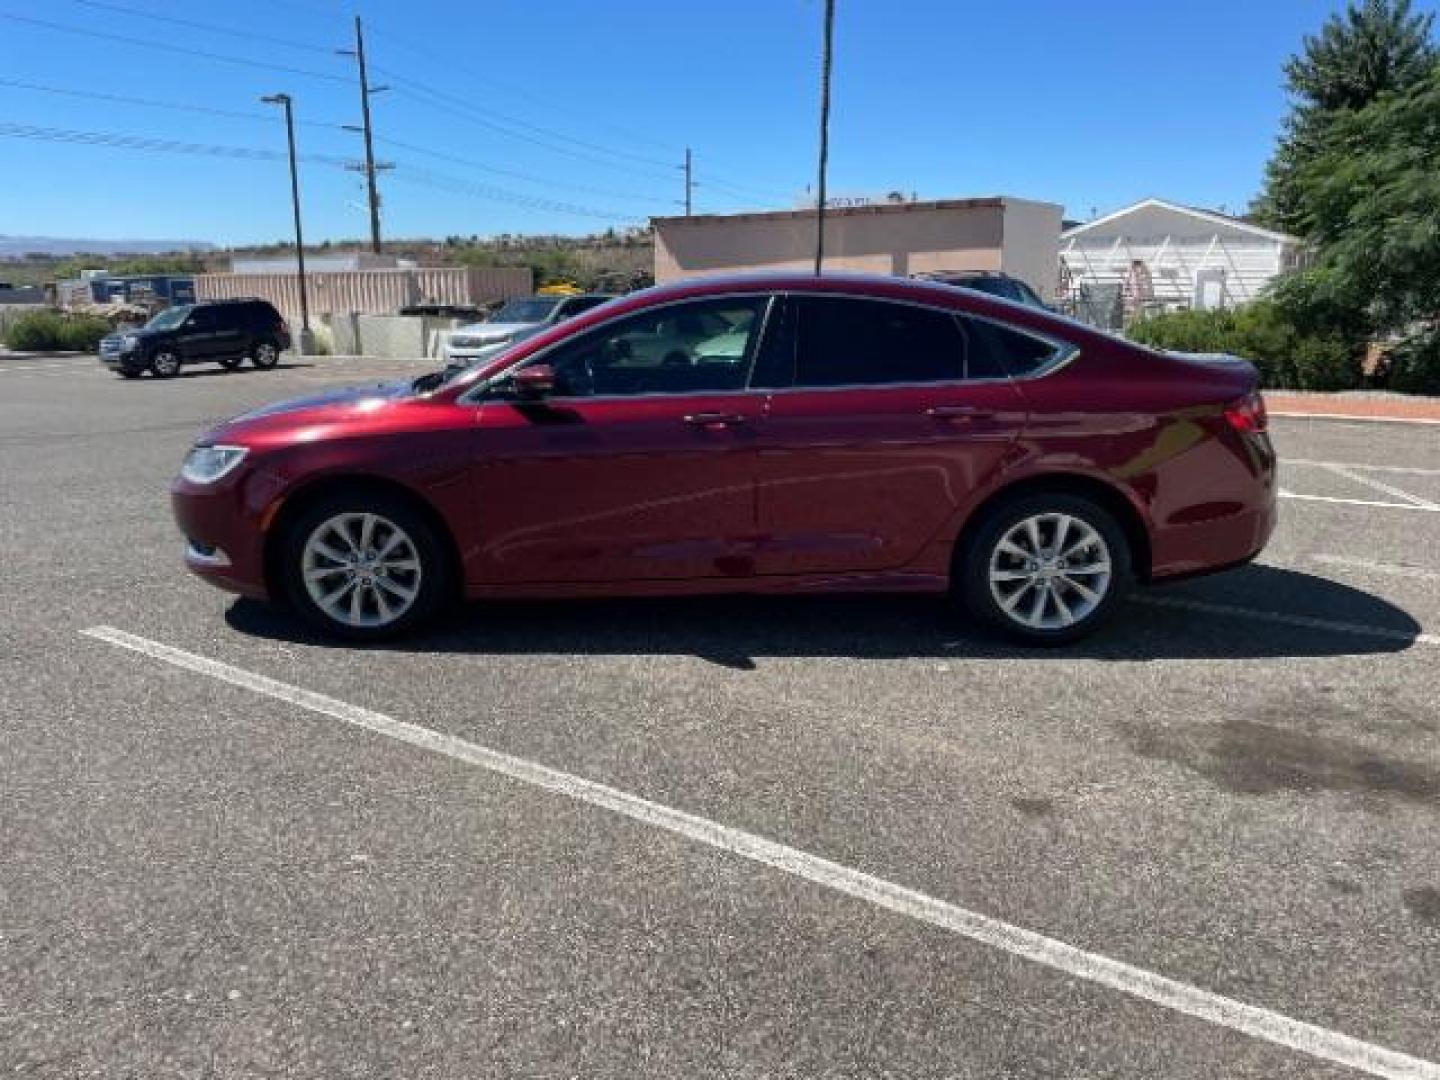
[684,412,748,428]
[926,405,993,421]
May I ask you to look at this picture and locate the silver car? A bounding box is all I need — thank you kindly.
[442,293,615,365]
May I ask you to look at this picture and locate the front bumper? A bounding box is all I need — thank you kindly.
[98,346,143,369]
[171,474,271,599]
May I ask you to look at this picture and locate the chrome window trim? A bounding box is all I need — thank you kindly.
[458,291,778,406]
[457,287,1080,405]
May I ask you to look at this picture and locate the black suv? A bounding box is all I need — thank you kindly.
[912,271,1051,310]
[99,298,292,379]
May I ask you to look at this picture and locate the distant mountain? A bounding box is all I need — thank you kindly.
[0,235,216,259]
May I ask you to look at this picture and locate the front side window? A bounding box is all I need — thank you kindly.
[524,296,769,398]
[792,296,964,387]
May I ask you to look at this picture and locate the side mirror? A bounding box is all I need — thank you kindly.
[511,363,556,398]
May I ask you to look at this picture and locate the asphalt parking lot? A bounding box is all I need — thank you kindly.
[2,351,1438,1079]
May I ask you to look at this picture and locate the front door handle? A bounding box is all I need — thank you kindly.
[926,405,994,421]
[684,412,748,429]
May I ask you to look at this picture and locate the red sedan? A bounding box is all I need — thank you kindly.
[172,273,1276,644]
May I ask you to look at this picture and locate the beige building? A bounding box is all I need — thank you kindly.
[652,196,1063,300]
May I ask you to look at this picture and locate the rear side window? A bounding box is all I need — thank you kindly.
[793,296,964,386]
[961,316,1064,377]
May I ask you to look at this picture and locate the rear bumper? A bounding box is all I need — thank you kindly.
[171,476,271,599]
[1150,489,1278,581]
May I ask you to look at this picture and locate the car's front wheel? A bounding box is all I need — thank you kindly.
[251,340,280,369]
[149,349,181,378]
[958,493,1132,645]
[281,492,451,640]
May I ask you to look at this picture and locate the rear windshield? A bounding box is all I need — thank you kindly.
[492,298,561,323]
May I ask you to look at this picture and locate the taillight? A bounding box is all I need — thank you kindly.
[1224,392,1267,434]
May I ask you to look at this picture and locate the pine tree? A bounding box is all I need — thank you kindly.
[1254,0,1436,234]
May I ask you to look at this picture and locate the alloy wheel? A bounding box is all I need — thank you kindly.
[150,350,181,378]
[987,512,1112,631]
[301,512,423,629]
[253,343,279,368]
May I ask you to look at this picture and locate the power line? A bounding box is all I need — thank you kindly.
[0,120,351,166]
[384,83,680,184]
[0,77,347,130]
[66,0,338,57]
[360,19,683,157]
[373,135,671,206]
[374,68,676,172]
[0,118,645,224]
[0,12,351,85]
[388,165,644,224]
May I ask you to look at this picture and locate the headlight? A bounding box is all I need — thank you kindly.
[180,444,248,484]
[122,334,139,348]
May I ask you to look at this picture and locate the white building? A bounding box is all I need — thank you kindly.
[1058,198,1306,327]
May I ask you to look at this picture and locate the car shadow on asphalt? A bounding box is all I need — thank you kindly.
[136,362,316,380]
[225,563,1425,669]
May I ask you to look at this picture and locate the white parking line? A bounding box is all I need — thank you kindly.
[1311,555,1440,583]
[1270,411,1440,427]
[1316,464,1440,510]
[1280,491,1440,514]
[81,624,1440,1080]
[1135,595,1438,646]
[1283,459,1440,478]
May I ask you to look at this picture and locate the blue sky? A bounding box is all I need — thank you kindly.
[0,0,1419,246]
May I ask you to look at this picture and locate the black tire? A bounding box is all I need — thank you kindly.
[218,355,244,370]
[280,490,452,641]
[148,349,181,378]
[251,339,280,369]
[957,492,1132,645]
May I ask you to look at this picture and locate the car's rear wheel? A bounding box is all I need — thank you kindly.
[281,492,450,640]
[958,493,1131,645]
[149,349,181,378]
[251,340,280,369]
[218,355,244,370]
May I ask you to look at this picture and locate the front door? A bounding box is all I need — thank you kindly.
[177,306,218,361]
[751,295,1032,576]
[468,295,775,585]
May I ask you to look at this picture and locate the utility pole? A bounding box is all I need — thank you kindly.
[814,0,836,275]
[338,16,388,253]
[684,147,693,217]
[261,93,310,351]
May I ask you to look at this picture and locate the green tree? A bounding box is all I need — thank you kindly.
[1272,63,1440,390]
[1254,0,1436,234]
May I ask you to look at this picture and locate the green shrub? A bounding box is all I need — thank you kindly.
[1128,301,1361,391]
[4,310,110,352]
[1382,333,1440,395]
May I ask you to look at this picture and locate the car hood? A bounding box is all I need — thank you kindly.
[450,320,538,340]
[200,379,415,445]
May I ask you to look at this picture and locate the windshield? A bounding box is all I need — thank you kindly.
[491,298,561,323]
[145,305,192,330]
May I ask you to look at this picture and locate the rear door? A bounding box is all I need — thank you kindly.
[751,294,1031,576]
[468,294,775,584]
